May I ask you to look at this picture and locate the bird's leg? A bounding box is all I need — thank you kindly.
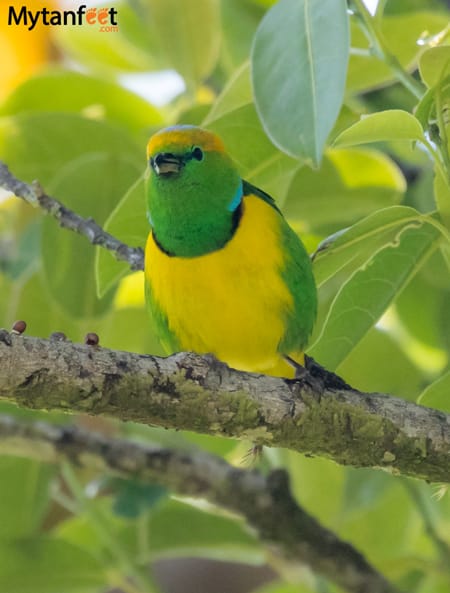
[284,355,352,391]
[304,355,352,391]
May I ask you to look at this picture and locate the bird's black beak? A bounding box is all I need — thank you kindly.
[150,152,185,176]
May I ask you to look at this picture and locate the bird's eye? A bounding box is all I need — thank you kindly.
[191,146,204,161]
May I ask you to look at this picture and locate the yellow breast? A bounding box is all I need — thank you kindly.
[145,195,297,376]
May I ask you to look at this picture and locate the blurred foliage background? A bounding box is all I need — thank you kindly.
[0,0,450,592]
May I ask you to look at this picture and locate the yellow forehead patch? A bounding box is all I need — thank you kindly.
[147,126,225,158]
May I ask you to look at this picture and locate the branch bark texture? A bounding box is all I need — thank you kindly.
[0,414,399,593]
[1,332,449,483]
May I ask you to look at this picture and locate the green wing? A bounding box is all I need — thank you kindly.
[243,179,317,354]
[278,218,317,354]
[243,179,281,213]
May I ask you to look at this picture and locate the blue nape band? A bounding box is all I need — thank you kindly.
[227,180,243,212]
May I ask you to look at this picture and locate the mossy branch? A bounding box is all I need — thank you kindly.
[0,414,400,593]
[0,331,449,483]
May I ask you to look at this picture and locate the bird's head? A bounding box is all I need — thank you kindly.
[146,125,242,257]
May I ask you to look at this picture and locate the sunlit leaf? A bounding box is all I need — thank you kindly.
[310,221,441,370]
[334,110,424,147]
[284,148,405,233]
[1,69,162,139]
[252,0,349,165]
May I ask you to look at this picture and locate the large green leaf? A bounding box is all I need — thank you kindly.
[0,458,54,540]
[418,371,450,413]
[310,220,441,370]
[0,538,104,593]
[0,112,142,186]
[313,206,424,288]
[283,148,405,233]
[334,110,424,147]
[0,69,162,139]
[147,0,220,89]
[252,0,349,165]
[42,153,141,318]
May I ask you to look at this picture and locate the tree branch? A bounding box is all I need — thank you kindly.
[0,414,400,593]
[0,161,144,270]
[0,332,449,483]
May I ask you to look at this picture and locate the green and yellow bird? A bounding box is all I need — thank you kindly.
[144,125,317,378]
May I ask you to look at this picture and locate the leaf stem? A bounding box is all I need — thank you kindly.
[350,0,425,100]
[61,463,159,593]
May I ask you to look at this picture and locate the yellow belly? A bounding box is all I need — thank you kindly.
[145,195,300,377]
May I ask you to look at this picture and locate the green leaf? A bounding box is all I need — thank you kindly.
[334,110,424,147]
[0,458,54,540]
[220,0,263,73]
[339,480,417,567]
[339,328,425,400]
[347,11,450,92]
[419,46,450,88]
[252,0,349,165]
[0,69,162,139]
[0,112,142,187]
[42,153,141,318]
[414,87,436,130]
[310,221,441,371]
[283,148,405,233]
[126,499,263,564]
[96,176,147,298]
[54,1,159,73]
[147,0,220,89]
[0,538,104,593]
[313,206,423,287]
[58,498,263,566]
[418,371,450,413]
[203,62,252,124]
[98,305,165,355]
[396,264,450,354]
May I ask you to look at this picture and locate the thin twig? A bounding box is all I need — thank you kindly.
[0,161,144,271]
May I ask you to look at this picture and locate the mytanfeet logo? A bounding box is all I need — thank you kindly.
[8,4,119,32]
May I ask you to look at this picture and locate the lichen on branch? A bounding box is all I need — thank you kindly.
[0,332,449,483]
